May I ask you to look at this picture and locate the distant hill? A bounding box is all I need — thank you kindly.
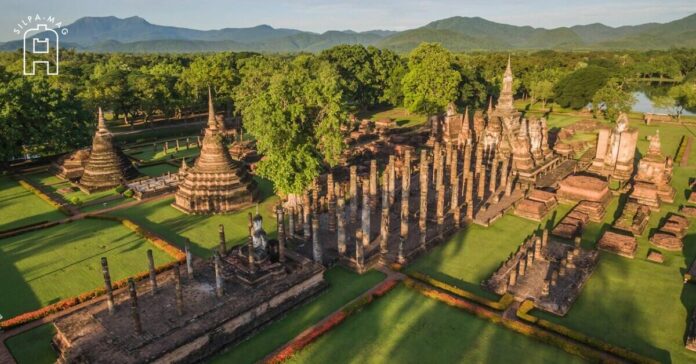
[1,13,695,53]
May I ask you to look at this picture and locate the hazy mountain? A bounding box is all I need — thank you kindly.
[1,13,695,53]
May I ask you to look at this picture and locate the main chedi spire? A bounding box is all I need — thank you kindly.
[173,87,258,214]
[495,55,516,116]
[78,108,138,192]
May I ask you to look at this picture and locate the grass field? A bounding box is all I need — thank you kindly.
[286,284,584,364]
[25,172,118,206]
[0,177,65,232]
[5,324,56,364]
[209,267,385,364]
[0,218,174,318]
[125,144,200,163]
[138,163,180,177]
[357,107,427,128]
[108,177,278,258]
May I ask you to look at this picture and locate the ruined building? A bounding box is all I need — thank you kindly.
[78,108,138,192]
[172,89,258,214]
[588,112,638,183]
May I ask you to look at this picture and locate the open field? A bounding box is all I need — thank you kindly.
[24,172,119,206]
[209,267,385,364]
[107,177,277,258]
[125,144,200,163]
[357,107,427,128]
[137,163,180,177]
[5,324,56,364]
[0,218,174,318]
[0,177,65,232]
[285,285,584,364]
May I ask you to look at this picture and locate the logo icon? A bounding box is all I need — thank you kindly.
[13,14,68,76]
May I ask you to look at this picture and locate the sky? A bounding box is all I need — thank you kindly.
[0,0,694,41]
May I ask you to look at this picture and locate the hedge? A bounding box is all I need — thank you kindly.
[0,215,185,330]
[515,300,658,364]
[408,271,514,310]
[17,179,71,215]
[266,279,399,363]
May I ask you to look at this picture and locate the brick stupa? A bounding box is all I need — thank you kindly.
[78,108,138,192]
[172,89,258,214]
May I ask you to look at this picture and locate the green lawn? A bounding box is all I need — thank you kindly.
[0,218,173,318]
[5,324,57,364]
[108,177,277,258]
[286,285,584,364]
[0,177,65,232]
[138,163,180,177]
[356,107,427,128]
[407,204,572,298]
[25,172,118,205]
[209,267,385,364]
[125,143,200,163]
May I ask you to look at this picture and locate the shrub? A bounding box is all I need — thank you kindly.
[69,196,82,205]
[123,189,134,198]
[115,185,127,193]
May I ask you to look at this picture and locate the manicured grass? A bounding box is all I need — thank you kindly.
[25,172,118,205]
[125,144,200,163]
[0,218,173,318]
[209,267,385,364]
[286,285,584,364]
[407,204,572,298]
[5,324,57,364]
[138,163,180,177]
[357,107,427,128]
[0,176,65,232]
[108,177,277,258]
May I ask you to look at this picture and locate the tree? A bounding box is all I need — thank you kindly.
[592,78,636,122]
[368,47,405,107]
[320,45,378,110]
[81,56,138,124]
[401,43,461,115]
[130,61,182,123]
[176,52,241,112]
[235,55,346,195]
[554,65,610,110]
[667,82,696,119]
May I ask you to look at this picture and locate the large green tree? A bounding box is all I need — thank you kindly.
[592,78,636,122]
[235,55,346,195]
[401,43,461,115]
[554,65,610,110]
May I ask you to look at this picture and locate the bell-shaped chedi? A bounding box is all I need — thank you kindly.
[173,88,258,214]
[78,108,138,192]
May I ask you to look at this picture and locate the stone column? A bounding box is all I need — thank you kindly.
[465,173,474,220]
[336,184,346,255]
[541,280,550,297]
[508,265,518,286]
[312,214,322,263]
[489,155,498,193]
[276,205,286,263]
[174,262,184,316]
[398,236,406,264]
[451,173,460,229]
[534,236,542,261]
[327,173,336,232]
[380,168,390,258]
[214,252,224,297]
[218,224,227,256]
[526,248,534,267]
[518,257,527,276]
[362,180,371,249]
[419,150,429,249]
[463,142,472,181]
[542,229,549,251]
[474,140,483,175]
[128,279,142,335]
[445,142,453,177]
[477,161,487,200]
[350,165,358,225]
[500,155,509,188]
[288,206,296,238]
[101,257,115,314]
[184,239,193,278]
[369,160,378,209]
[504,170,514,197]
[303,192,311,241]
[388,155,396,206]
[147,249,157,293]
[551,269,559,286]
[400,149,411,252]
[450,143,458,188]
[247,213,255,271]
[436,143,445,240]
[432,142,440,183]
[312,178,320,213]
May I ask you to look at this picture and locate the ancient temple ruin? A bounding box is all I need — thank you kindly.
[78,108,138,192]
[588,113,638,183]
[172,89,258,214]
[629,130,675,208]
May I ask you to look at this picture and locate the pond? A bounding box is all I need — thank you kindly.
[631,91,695,116]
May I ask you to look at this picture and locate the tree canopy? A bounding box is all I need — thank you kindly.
[401,43,461,115]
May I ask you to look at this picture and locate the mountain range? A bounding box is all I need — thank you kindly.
[1,13,695,53]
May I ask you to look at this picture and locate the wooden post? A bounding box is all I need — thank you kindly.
[101,257,115,314]
[147,249,157,293]
[128,279,142,335]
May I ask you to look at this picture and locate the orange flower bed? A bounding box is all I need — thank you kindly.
[0,216,185,330]
[266,279,399,363]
